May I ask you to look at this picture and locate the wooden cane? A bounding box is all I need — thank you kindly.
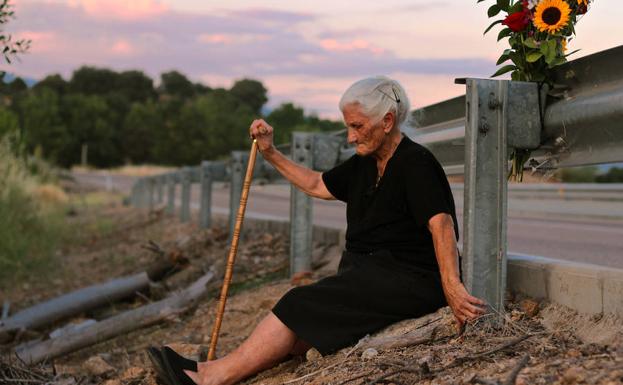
[207,139,258,361]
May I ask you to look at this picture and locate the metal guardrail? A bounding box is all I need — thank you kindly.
[130,45,623,314]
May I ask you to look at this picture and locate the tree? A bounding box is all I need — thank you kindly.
[230,79,267,114]
[158,71,196,99]
[116,70,156,103]
[61,93,122,167]
[267,102,306,144]
[34,74,68,95]
[0,106,18,137]
[69,66,120,95]
[0,0,30,66]
[596,167,623,183]
[123,100,163,163]
[18,88,69,164]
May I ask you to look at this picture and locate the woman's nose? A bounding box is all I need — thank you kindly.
[347,129,357,144]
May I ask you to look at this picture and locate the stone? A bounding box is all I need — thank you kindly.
[305,348,323,362]
[562,367,585,384]
[102,380,121,385]
[120,367,146,381]
[520,299,540,317]
[361,348,379,360]
[84,355,115,377]
[54,364,80,376]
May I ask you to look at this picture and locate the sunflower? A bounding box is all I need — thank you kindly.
[561,39,567,52]
[534,0,571,34]
[577,0,588,5]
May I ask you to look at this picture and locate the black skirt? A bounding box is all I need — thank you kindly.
[272,250,447,355]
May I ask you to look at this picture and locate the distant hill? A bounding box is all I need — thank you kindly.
[2,72,38,87]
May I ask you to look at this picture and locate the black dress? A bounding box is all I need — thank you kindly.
[272,136,459,355]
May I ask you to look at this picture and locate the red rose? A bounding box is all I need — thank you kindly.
[503,10,531,32]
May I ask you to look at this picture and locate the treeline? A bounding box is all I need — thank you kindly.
[0,67,342,168]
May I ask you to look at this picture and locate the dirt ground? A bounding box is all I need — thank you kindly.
[1,186,622,385]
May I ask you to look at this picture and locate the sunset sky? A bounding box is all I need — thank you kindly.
[4,0,622,117]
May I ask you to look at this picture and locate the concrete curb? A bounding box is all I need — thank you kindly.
[232,215,623,318]
[508,253,623,317]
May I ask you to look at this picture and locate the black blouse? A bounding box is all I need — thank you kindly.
[322,136,459,272]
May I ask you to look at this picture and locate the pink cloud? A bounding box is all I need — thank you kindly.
[197,33,272,45]
[110,39,134,55]
[17,30,60,53]
[319,38,385,55]
[67,0,167,20]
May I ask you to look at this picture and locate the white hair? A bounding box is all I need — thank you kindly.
[339,76,411,129]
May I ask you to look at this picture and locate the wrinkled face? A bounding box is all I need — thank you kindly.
[342,103,386,157]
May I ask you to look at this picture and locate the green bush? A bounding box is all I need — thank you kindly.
[0,136,66,282]
[558,166,598,183]
[595,167,623,183]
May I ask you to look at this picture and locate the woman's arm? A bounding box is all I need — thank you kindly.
[249,119,334,200]
[427,213,487,328]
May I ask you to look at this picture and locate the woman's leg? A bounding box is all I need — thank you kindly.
[184,312,309,385]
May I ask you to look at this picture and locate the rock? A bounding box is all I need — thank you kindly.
[566,348,581,358]
[84,355,115,377]
[562,367,585,384]
[102,380,121,385]
[305,348,322,362]
[54,364,80,376]
[361,348,378,360]
[120,367,146,381]
[55,377,77,385]
[165,343,208,361]
[520,299,540,317]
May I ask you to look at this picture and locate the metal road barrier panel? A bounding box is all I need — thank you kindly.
[130,45,623,315]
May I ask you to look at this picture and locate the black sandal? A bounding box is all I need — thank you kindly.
[160,346,199,385]
[147,346,173,385]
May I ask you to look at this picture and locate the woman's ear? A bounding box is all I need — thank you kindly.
[383,112,395,133]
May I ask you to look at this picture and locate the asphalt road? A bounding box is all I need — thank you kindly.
[74,172,623,269]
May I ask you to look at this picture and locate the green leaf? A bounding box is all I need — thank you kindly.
[492,65,516,77]
[509,2,523,13]
[548,57,567,68]
[488,4,502,17]
[511,71,521,81]
[484,19,503,35]
[545,40,557,63]
[540,41,550,56]
[526,52,543,62]
[523,37,539,49]
[564,48,581,57]
[477,0,487,3]
[508,51,524,69]
[496,54,510,65]
[496,0,510,11]
[497,28,512,41]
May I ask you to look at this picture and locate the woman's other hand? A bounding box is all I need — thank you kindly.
[442,278,487,330]
[250,119,275,153]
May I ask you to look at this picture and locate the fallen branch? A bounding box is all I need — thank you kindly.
[0,272,152,344]
[365,334,533,385]
[15,270,214,364]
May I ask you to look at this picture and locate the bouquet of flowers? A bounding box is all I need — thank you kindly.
[479,0,593,181]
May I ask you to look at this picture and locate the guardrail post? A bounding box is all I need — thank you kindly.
[180,167,192,222]
[459,78,541,315]
[147,177,155,210]
[166,173,176,215]
[130,183,137,207]
[289,132,314,277]
[156,175,164,203]
[200,161,213,228]
[138,179,148,208]
[229,151,247,237]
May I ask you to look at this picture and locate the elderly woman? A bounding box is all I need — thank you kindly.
[152,76,486,385]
